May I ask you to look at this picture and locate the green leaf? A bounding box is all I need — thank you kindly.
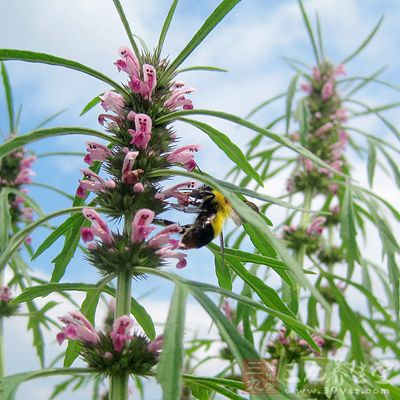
[31,182,75,200]
[0,368,92,400]
[157,0,179,59]
[34,109,67,129]
[157,284,188,400]
[380,147,400,189]
[32,213,84,260]
[327,279,365,361]
[156,109,349,178]
[0,127,114,159]
[297,0,320,65]
[340,185,359,276]
[344,66,386,97]
[214,254,232,290]
[246,92,286,119]
[285,74,299,134]
[1,62,15,132]
[298,98,309,147]
[367,140,376,187]
[0,207,87,273]
[315,12,325,59]
[341,16,384,64]
[112,0,141,63]
[80,94,102,116]
[0,189,11,252]
[176,65,228,74]
[51,223,81,282]
[164,0,240,76]
[182,118,264,186]
[0,49,125,92]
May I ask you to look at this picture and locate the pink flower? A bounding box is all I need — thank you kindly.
[334,64,346,76]
[84,142,112,165]
[98,113,122,129]
[316,122,333,136]
[0,286,12,302]
[100,91,125,116]
[128,114,152,149]
[166,144,201,171]
[303,158,313,172]
[57,311,99,345]
[15,168,35,185]
[133,182,144,192]
[21,207,33,221]
[278,327,289,346]
[110,315,134,352]
[129,64,157,100]
[300,83,312,94]
[25,236,33,245]
[131,209,156,243]
[222,300,233,321]
[334,108,348,122]
[148,335,164,352]
[321,80,334,101]
[164,85,195,110]
[121,151,144,185]
[306,217,326,236]
[131,210,187,268]
[82,208,113,245]
[81,227,95,243]
[155,181,198,206]
[78,169,115,196]
[312,67,321,81]
[328,183,339,194]
[21,155,37,169]
[115,47,140,78]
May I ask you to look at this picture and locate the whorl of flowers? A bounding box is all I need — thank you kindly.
[57,311,162,377]
[75,46,201,274]
[0,285,19,317]
[266,327,327,363]
[287,62,347,196]
[0,140,36,227]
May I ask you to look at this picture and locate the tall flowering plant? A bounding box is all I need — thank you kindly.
[225,0,400,396]
[1,1,392,399]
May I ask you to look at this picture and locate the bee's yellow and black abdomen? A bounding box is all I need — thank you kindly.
[209,190,231,238]
[181,189,231,249]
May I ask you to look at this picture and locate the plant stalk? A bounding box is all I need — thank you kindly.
[0,269,5,378]
[110,217,132,400]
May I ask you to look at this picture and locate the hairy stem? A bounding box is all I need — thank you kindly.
[109,217,132,400]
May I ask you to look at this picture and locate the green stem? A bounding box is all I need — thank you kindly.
[0,269,4,378]
[109,217,132,400]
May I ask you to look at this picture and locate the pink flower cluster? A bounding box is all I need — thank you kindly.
[57,311,163,355]
[132,209,187,269]
[155,180,198,207]
[80,207,187,269]
[0,286,12,302]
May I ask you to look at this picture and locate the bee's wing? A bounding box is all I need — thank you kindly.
[229,208,243,226]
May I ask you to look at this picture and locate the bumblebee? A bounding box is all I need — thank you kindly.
[167,185,258,249]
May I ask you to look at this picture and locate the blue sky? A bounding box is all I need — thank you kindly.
[1,0,400,398]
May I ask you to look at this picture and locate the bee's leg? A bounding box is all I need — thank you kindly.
[219,232,225,269]
[167,203,203,214]
[153,218,176,226]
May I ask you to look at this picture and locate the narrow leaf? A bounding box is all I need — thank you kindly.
[157,284,188,400]
[0,49,125,92]
[157,0,179,59]
[1,62,15,132]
